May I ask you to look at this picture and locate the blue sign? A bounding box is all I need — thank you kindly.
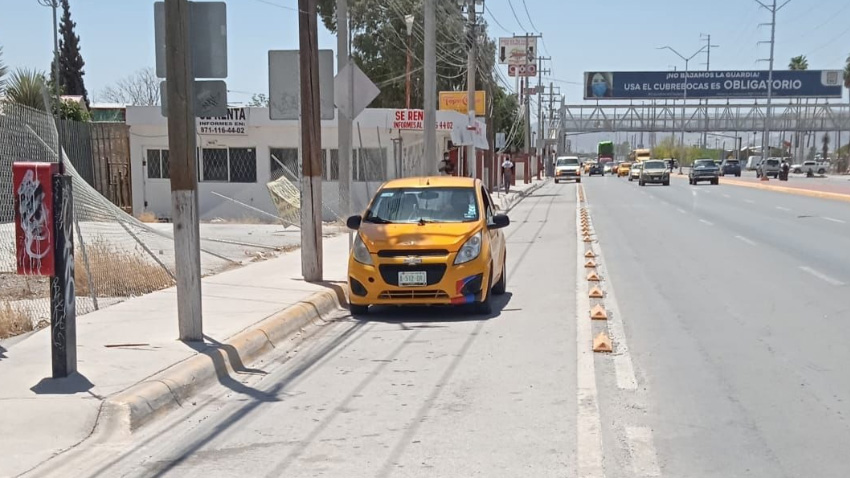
[584,70,844,100]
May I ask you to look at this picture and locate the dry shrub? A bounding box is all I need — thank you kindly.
[137,211,158,223]
[0,302,33,339]
[75,237,174,298]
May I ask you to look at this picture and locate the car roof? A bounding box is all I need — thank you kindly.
[381,176,478,189]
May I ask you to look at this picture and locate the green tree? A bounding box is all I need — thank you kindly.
[53,0,89,106]
[822,133,830,160]
[844,54,850,94]
[5,68,49,111]
[807,146,816,161]
[788,55,808,70]
[248,93,269,107]
[0,45,8,96]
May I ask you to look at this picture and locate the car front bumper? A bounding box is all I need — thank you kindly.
[348,254,492,307]
[556,169,581,179]
[641,175,669,183]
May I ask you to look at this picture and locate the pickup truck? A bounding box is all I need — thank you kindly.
[791,161,828,175]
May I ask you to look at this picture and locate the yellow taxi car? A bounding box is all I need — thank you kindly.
[346,176,510,315]
[618,162,632,177]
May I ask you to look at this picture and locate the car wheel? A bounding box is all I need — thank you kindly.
[639,180,645,186]
[493,256,506,296]
[554,179,559,184]
[350,304,369,316]
[663,180,670,186]
[818,169,825,175]
[628,176,633,182]
[474,269,494,315]
[712,179,719,185]
[576,178,581,183]
[736,173,741,177]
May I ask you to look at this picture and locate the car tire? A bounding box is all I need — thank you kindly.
[474,269,494,315]
[350,304,369,316]
[639,180,645,186]
[628,176,633,182]
[818,169,826,175]
[576,178,581,183]
[663,180,670,186]
[554,179,559,184]
[736,173,741,177]
[493,257,507,296]
[712,179,719,185]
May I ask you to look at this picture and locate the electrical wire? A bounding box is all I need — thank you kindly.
[506,0,528,31]
[484,4,511,34]
[521,0,539,32]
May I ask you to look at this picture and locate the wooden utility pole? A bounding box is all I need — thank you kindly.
[298,0,323,281]
[164,0,203,341]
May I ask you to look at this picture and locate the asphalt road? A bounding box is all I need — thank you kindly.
[584,174,850,478]
[52,183,582,478]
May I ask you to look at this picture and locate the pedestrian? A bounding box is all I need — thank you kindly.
[438,152,455,176]
[501,157,514,193]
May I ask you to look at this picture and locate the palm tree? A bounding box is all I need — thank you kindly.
[844,54,850,98]
[788,55,808,70]
[5,68,48,111]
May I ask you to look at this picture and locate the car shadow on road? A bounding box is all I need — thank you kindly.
[351,292,513,324]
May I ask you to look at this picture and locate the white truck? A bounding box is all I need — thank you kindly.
[790,160,828,175]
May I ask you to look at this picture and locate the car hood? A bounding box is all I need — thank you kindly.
[359,221,481,253]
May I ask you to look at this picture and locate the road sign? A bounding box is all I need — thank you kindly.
[508,64,537,77]
[499,37,537,65]
[268,50,335,120]
[334,62,380,120]
[160,80,227,117]
[154,1,227,79]
[439,91,486,115]
[583,70,844,100]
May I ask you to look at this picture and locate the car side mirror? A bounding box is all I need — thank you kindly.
[346,215,362,230]
[490,214,510,229]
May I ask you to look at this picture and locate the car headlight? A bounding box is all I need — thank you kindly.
[454,231,483,265]
[352,234,373,265]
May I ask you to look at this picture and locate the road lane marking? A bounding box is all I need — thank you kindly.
[799,266,845,287]
[676,208,686,214]
[699,219,714,226]
[775,206,791,212]
[575,189,605,478]
[745,199,755,204]
[735,235,757,246]
[625,427,662,477]
[823,217,846,224]
[722,193,731,198]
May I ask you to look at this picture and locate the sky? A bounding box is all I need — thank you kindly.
[3,0,849,104]
[2,0,848,151]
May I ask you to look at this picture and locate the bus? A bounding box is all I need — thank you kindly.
[628,148,651,164]
[597,141,615,165]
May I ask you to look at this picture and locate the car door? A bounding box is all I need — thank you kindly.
[480,186,504,275]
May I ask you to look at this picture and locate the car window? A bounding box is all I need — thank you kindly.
[694,160,715,167]
[766,159,780,166]
[643,161,666,169]
[364,187,479,223]
[480,186,494,222]
[556,157,579,166]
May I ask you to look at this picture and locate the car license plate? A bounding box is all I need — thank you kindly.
[398,271,427,286]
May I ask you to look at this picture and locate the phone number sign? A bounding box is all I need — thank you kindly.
[197,107,248,135]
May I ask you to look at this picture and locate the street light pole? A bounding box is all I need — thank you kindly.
[756,0,791,167]
[658,45,707,173]
[405,14,414,110]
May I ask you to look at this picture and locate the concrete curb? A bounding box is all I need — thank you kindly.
[98,287,347,435]
[719,177,850,203]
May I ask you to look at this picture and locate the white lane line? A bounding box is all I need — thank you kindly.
[799,266,846,287]
[625,427,662,477]
[676,208,686,214]
[699,219,714,226]
[722,193,731,198]
[775,206,792,212]
[590,243,638,391]
[575,189,605,478]
[823,217,846,224]
[735,235,757,246]
[745,199,756,204]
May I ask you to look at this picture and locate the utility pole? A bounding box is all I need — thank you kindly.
[164,0,203,341]
[700,33,719,149]
[298,0,323,281]
[757,0,791,166]
[423,0,437,176]
[536,55,551,178]
[464,0,478,179]
[337,0,351,221]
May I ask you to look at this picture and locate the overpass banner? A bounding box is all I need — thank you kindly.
[583,70,843,100]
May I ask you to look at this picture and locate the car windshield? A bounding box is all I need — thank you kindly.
[644,161,666,169]
[364,187,479,224]
[725,160,739,164]
[556,158,579,166]
[694,160,716,167]
[766,159,780,166]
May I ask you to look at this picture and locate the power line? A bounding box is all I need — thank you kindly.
[484,4,511,33]
[506,0,528,31]
[521,0,539,32]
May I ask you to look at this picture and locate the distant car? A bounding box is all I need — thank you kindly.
[638,160,670,186]
[554,156,581,183]
[756,158,782,178]
[745,155,763,170]
[588,162,604,176]
[618,162,632,177]
[629,162,642,181]
[689,159,720,185]
[791,160,828,175]
[720,159,742,177]
[603,163,613,174]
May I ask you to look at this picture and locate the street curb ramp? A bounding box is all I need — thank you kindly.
[98,288,347,435]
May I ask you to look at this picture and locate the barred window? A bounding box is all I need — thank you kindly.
[200,147,256,183]
[270,148,299,181]
[146,149,170,179]
[356,148,386,182]
[229,148,257,183]
[325,149,339,181]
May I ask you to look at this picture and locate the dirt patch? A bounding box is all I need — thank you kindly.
[0,302,34,339]
[0,273,49,301]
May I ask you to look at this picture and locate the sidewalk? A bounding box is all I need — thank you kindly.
[0,177,545,477]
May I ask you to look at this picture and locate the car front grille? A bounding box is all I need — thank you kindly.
[378,290,449,300]
[379,264,447,286]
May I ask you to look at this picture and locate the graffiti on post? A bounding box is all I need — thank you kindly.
[17,170,51,274]
[50,175,76,377]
